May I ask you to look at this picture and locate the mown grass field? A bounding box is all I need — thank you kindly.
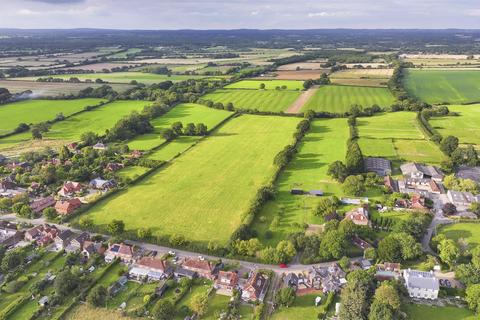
[301,85,395,114]
[0,100,150,154]
[270,294,326,320]
[82,115,299,245]
[0,98,104,135]
[329,68,393,87]
[357,112,446,164]
[225,80,304,90]
[429,104,480,147]
[116,166,150,180]
[438,223,480,249]
[17,72,226,84]
[404,304,475,320]
[202,89,301,112]
[146,136,201,161]
[404,69,480,104]
[252,118,349,245]
[127,103,232,150]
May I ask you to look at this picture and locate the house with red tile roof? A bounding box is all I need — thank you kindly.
[58,181,84,197]
[343,204,370,227]
[241,271,269,302]
[25,224,59,246]
[215,271,239,296]
[55,198,82,215]
[181,258,218,280]
[129,257,173,281]
[104,243,135,264]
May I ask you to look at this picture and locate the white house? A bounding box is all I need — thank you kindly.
[403,269,439,300]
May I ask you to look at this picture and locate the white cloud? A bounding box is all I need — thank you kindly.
[17,9,41,15]
[251,11,259,15]
[466,9,480,16]
[308,11,331,17]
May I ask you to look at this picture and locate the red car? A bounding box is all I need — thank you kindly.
[279,263,288,268]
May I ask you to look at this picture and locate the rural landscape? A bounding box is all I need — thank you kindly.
[1,1,480,320]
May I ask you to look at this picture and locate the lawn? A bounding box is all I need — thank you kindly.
[116,166,151,180]
[65,304,136,320]
[0,98,104,135]
[16,72,225,84]
[81,115,300,245]
[202,89,301,112]
[174,280,212,319]
[404,69,480,104]
[404,304,475,320]
[429,104,480,147]
[438,223,480,249]
[357,112,446,164]
[0,100,150,153]
[127,103,232,150]
[252,118,349,245]
[301,85,395,114]
[146,136,201,161]
[225,80,304,90]
[202,294,230,320]
[271,294,326,320]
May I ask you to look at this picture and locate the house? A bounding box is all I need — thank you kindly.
[108,276,128,296]
[105,243,135,264]
[402,178,442,194]
[0,221,23,247]
[30,196,56,214]
[364,157,392,176]
[130,150,143,158]
[447,190,478,207]
[283,273,298,291]
[400,163,444,181]
[174,267,198,279]
[384,176,399,192]
[89,178,116,190]
[92,142,107,150]
[309,263,346,293]
[129,257,172,281]
[25,224,59,246]
[106,162,124,172]
[376,262,402,281]
[456,166,480,183]
[181,258,218,280]
[411,194,429,210]
[403,269,439,300]
[54,230,74,250]
[82,240,105,259]
[58,181,84,197]
[55,198,82,215]
[241,271,269,302]
[214,271,239,296]
[65,232,90,253]
[343,205,370,227]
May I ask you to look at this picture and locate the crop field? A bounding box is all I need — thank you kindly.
[16,72,225,84]
[252,118,349,245]
[202,89,301,112]
[301,85,395,114]
[81,115,299,245]
[127,103,232,150]
[0,98,104,135]
[0,100,150,154]
[0,79,134,96]
[277,61,326,70]
[330,69,393,87]
[429,104,480,146]
[224,80,304,90]
[404,69,480,104]
[57,62,139,71]
[357,112,446,164]
[438,223,480,249]
[256,70,328,81]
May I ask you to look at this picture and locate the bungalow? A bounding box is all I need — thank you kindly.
[82,240,105,259]
[343,205,370,227]
[364,157,392,176]
[403,269,439,300]
[106,162,124,172]
[129,257,172,282]
[181,258,218,280]
[105,243,135,264]
[65,232,90,253]
[58,181,84,197]
[30,196,56,214]
[55,198,82,215]
[214,271,239,296]
[400,163,444,182]
[241,271,269,302]
[89,178,116,190]
[54,230,74,250]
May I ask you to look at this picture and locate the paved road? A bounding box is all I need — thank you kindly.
[2,214,362,274]
[421,194,453,253]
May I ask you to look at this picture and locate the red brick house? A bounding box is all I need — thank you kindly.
[181,258,218,280]
[214,271,239,295]
[30,196,56,214]
[55,198,82,215]
[25,224,59,246]
[58,181,84,197]
[241,271,268,302]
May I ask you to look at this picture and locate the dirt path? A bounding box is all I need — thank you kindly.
[285,85,319,114]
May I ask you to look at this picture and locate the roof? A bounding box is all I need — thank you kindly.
[364,157,391,171]
[404,270,439,291]
[182,258,214,272]
[56,229,74,241]
[400,163,443,179]
[135,257,167,272]
[217,271,239,286]
[73,232,90,244]
[108,243,134,256]
[55,198,82,213]
[244,271,267,298]
[448,190,476,204]
[175,267,197,277]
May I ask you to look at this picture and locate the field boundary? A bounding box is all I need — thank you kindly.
[285,85,318,114]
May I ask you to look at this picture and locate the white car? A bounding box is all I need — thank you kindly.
[198,256,205,261]
[168,250,176,256]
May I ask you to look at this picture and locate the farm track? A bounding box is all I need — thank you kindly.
[285,85,318,114]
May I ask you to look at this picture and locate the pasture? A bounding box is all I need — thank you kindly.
[404,304,475,320]
[438,223,480,249]
[252,118,349,245]
[429,104,480,146]
[0,98,104,135]
[202,89,301,112]
[146,136,201,161]
[357,112,446,164]
[127,103,232,150]
[404,69,480,104]
[301,85,395,114]
[329,68,393,87]
[224,80,304,90]
[81,115,300,245]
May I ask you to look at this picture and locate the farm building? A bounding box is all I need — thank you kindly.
[364,157,392,176]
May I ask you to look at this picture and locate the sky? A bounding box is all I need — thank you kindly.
[1,0,480,29]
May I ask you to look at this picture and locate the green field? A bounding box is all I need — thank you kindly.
[127,103,232,150]
[404,69,480,104]
[17,72,225,84]
[429,104,480,146]
[0,100,150,154]
[271,294,326,320]
[404,304,475,320]
[357,112,446,164]
[202,89,301,112]
[301,85,395,114]
[225,80,304,90]
[116,166,150,180]
[438,223,480,249]
[0,98,104,135]
[81,115,299,245]
[252,118,349,245]
[146,136,201,161]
